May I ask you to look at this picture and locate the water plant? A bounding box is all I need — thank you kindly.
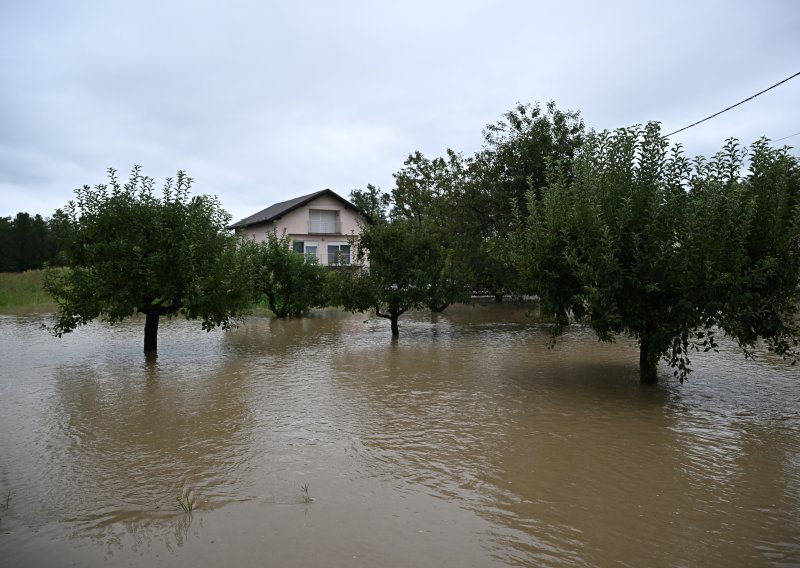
[0,490,11,523]
[176,490,195,514]
[300,483,311,504]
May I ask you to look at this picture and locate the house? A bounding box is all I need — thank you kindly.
[227,189,365,266]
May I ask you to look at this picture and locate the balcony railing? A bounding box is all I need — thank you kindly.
[308,220,341,234]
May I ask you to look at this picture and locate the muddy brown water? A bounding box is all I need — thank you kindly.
[0,304,798,567]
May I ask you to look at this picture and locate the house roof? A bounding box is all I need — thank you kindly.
[227,188,361,230]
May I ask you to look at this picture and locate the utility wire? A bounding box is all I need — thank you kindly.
[664,71,800,137]
[773,131,800,143]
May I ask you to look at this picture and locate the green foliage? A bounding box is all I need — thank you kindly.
[479,100,585,223]
[517,123,800,383]
[389,151,472,310]
[334,204,448,335]
[0,212,64,272]
[238,230,327,318]
[388,102,585,299]
[686,138,800,364]
[458,102,584,300]
[334,102,584,322]
[391,150,459,225]
[176,490,195,514]
[349,183,390,223]
[44,166,251,351]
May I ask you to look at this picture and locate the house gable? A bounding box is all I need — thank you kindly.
[229,189,366,266]
[227,189,360,231]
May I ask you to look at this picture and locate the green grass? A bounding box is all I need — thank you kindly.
[176,490,196,514]
[0,269,58,312]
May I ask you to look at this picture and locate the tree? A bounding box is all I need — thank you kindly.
[349,183,390,223]
[0,212,62,272]
[239,230,327,318]
[480,101,585,208]
[355,103,583,303]
[389,150,471,310]
[516,123,799,384]
[44,166,251,352]
[334,194,445,336]
[459,101,585,299]
[0,217,11,272]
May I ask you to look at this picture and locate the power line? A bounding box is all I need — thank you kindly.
[773,131,800,143]
[664,71,800,137]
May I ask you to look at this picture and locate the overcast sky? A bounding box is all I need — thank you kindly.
[1,0,798,223]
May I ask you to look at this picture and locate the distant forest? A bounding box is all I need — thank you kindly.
[0,212,64,272]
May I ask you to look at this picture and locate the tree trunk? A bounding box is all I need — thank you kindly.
[144,310,159,353]
[377,306,403,337]
[639,333,659,385]
[265,290,284,317]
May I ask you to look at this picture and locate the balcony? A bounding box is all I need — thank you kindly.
[307,219,341,234]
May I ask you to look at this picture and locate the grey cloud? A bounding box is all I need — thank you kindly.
[1,0,798,221]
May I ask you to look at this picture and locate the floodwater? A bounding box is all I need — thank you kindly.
[0,304,798,567]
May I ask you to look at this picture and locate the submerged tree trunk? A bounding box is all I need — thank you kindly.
[377,305,404,337]
[144,310,160,353]
[639,328,659,384]
[265,289,286,318]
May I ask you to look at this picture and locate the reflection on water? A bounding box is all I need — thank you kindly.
[0,305,799,567]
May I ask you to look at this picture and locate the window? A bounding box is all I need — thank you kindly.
[309,210,339,234]
[327,243,350,266]
[292,240,318,262]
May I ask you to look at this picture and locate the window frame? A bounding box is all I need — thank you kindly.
[326,241,351,266]
[308,209,340,234]
[292,240,319,262]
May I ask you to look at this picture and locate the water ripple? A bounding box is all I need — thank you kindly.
[1,307,798,567]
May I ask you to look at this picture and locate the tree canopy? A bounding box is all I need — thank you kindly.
[336,102,588,332]
[36,104,799,386]
[333,193,453,336]
[381,102,585,300]
[238,230,328,318]
[45,166,251,352]
[0,212,64,272]
[514,123,800,383]
[462,102,585,298]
